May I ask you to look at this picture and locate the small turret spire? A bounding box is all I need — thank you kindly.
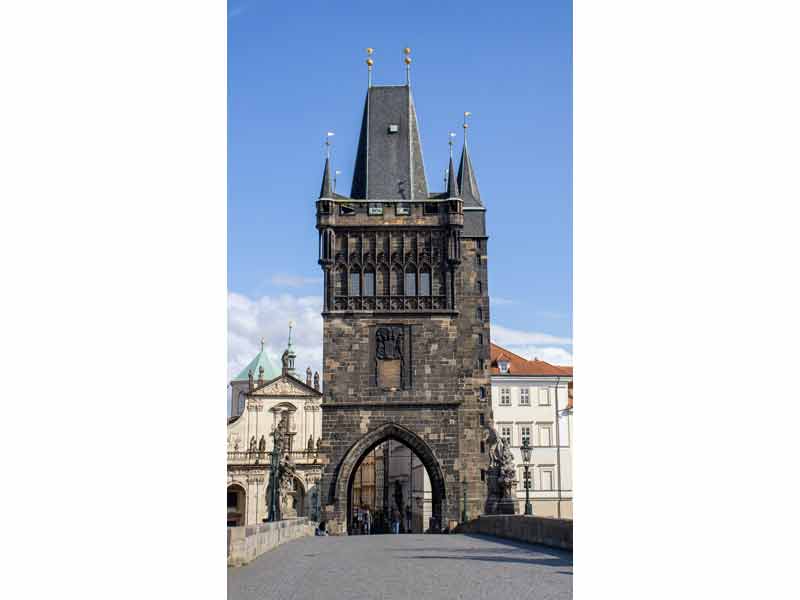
[319,156,333,199]
[458,113,482,207]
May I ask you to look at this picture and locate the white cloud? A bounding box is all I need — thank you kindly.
[501,345,573,366]
[491,323,572,346]
[491,296,515,306]
[270,273,323,288]
[490,323,573,366]
[228,292,323,384]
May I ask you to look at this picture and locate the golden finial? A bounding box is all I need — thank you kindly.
[404,47,412,85]
[366,48,374,87]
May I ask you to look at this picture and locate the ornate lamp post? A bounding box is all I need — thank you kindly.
[461,476,468,523]
[521,438,533,516]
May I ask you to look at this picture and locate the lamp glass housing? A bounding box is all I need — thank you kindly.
[521,439,532,464]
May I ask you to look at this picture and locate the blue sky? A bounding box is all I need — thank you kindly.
[228,0,572,379]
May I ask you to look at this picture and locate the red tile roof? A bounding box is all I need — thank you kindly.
[490,343,573,377]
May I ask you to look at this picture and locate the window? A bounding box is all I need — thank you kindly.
[404,271,416,296]
[363,270,375,296]
[500,388,511,406]
[479,386,486,401]
[419,270,431,296]
[500,425,512,447]
[227,491,238,508]
[479,413,485,426]
[519,388,530,406]
[480,440,485,454]
[349,271,360,296]
[519,425,531,447]
[498,360,509,373]
[339,203,355,216]
[477,280,482,294]
[538,423,553,446]
[480,469,486,482]
[538,388,550,406]
[477,333,483,346]
[540,467,555,491]
[396,203,411,215]
[476,306,483,321]
[368,203,383,215]
[476,254,481,267]
[424,202,438,214]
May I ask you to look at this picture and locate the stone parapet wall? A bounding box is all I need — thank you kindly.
[227,517,316,567]
[456,515,572,551]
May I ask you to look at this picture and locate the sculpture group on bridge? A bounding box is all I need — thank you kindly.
[484,418,518,515]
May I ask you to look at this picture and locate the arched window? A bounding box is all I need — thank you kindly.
[479,386,486,400]
[377,265,389,296]
[419,265,431,296]
[477,280,482,294]
[390,265,404,295]
[349,267,361,296]
[363,266,375,296]
[477,307,483,321]
[404,265,416,296]
[335,265,347,296]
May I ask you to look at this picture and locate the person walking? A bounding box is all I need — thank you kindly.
[364,508,372,535]
[392,507,401,534]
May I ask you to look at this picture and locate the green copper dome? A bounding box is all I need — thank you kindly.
[233,341,281,382]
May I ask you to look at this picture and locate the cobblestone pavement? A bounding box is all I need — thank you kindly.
[228,533,572,600]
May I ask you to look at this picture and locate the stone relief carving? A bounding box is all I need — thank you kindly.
[376,326,404,360]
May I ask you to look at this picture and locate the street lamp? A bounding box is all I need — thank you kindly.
[521,438,533,516]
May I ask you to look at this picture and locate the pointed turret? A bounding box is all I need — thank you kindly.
[457,144,482,208]
[446,156,459,199]
[350,85,429,200]
[319,156,333,199]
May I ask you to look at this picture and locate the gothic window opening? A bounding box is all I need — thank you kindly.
[335,266,347,296]
[477,280,482,294]
[419,267,431,296]
[364,267,375,296]
[477,306,483,321]
[377,265,389,296]
[404,266,416,296]
[390,265,403,296]
[349,270,361,296]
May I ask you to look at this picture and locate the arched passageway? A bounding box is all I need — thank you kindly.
[329,423,446,534]
[227,484,246,527]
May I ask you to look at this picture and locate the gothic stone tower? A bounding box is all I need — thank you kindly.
[316,81,490,533]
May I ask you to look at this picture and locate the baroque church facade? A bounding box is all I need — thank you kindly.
[226,331,323,526]
[316,67,497,533]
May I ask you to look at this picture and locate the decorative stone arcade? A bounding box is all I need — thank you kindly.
[315,65,494,534]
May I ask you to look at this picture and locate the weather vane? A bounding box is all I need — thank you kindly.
[366,48,374,87]
[404,47,412,85]
[448,131,456,158]
[463,112,472,148]
[325,131,335,159]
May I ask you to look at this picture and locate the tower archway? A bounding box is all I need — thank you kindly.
[328,423,446,534]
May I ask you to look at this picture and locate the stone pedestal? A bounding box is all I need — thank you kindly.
[484,471,518,515]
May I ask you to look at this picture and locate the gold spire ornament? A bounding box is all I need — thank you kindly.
[366,48,374,87]
[463,111,472,147]
[404,47,412,85]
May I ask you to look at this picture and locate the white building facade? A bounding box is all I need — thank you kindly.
[226,334,323,526]
[490,344,573,519]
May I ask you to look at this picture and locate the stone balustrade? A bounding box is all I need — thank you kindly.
[227,517,317,567]
[455,515,572,551]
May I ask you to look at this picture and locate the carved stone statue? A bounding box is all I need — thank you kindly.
[306,367,312,386]
[316,436,322,453]
[313,371,320,390]
[484,419,518,515]
[307,435,314,453]
[258,434,267,453]
[376,326,404,360]
[249,435,257,453]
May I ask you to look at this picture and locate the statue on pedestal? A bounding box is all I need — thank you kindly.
[484,420,518,515]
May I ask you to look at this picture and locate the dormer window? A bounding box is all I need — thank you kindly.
[499,360,509,374]
[388,124,399,133]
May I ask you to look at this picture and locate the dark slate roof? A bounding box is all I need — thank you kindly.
[350,85,429,200]
[463,209,486,237]
[457,144,482,208]
[446,156,459,198]
[319,156,333,198]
